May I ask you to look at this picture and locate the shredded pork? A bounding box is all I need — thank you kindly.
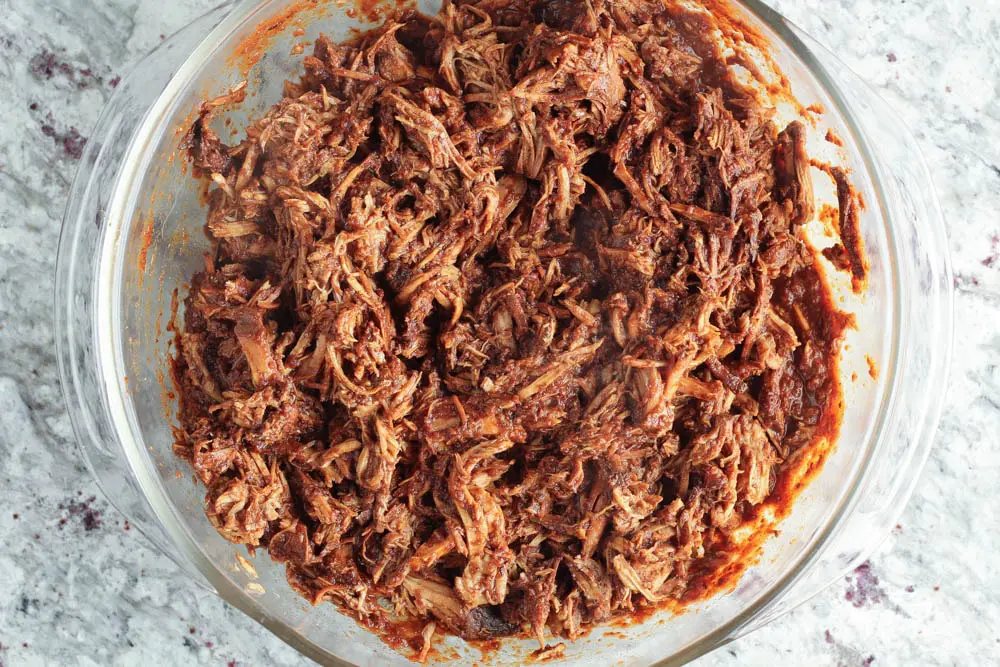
[173,0,855,651]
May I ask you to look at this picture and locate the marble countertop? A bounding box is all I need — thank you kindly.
[1,0,997,665]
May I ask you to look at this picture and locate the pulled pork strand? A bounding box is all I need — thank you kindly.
[173,0,856,653]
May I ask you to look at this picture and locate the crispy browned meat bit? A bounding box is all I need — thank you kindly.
[173,0,856,650]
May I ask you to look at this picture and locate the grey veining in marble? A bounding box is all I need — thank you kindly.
[1,1,998,665]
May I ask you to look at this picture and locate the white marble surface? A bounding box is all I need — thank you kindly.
[1,1,998,665]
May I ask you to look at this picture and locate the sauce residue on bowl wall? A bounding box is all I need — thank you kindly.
[137,212,155,273]
[160,0,870,662]
[228,0,416,77]
[228,0,329,76]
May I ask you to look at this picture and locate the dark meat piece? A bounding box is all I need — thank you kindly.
[539,0,600,35]
[823,165,869,292]
[172,0,858,655]
[775,121,815,226]
[403,575,517,639]
[187,118,232,174]
[182,83,247,175]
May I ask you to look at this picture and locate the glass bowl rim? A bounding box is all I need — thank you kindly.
[55,0,952,664]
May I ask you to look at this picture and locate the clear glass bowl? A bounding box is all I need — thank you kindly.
[55,1,953,664]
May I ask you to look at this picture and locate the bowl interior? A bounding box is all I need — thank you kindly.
[100,0,895,663]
